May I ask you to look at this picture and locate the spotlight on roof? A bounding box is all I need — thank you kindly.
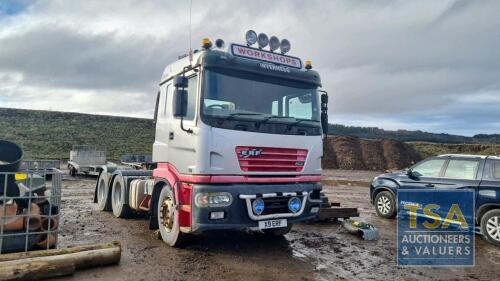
[245,30,257,46]
[269,36,280,52]
[257,33,269,49]
[280,39,291,54]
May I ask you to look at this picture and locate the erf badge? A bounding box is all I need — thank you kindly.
[397,190,474,266]
[239,148,262,158]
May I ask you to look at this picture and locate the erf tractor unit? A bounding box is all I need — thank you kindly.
[94,30,329,247]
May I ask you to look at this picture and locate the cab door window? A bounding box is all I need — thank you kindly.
[444,160,479,180]
[412,159,446,177]
[185,75,198,121]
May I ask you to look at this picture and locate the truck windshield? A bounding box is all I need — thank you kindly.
[202,69,320,132]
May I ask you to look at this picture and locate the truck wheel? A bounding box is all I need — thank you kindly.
[375,191,396,219]
[97,172,111,211]
[263,224,293,236]
[111,175,131,218]
[481,209,500,245]
[68,165,76,177]
[157,186,186,247]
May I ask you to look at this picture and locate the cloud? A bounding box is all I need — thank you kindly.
[0,0,499,135]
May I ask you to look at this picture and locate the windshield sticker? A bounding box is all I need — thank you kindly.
[231,44,302,69]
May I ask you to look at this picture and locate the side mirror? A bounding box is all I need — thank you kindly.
[174,75,188,88]
[173,89,188,117]
[321,94,328,104]
[320,93,329,135]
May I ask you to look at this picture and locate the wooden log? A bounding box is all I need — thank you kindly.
[0,241,120,263]
[0,243,121,280]
[0,259,75,281]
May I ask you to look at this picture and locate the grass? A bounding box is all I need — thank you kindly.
[409,142,500,159]
[0,108,154,161]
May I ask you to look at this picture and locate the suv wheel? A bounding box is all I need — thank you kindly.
[375,191,396,219]
[481,209,500,245]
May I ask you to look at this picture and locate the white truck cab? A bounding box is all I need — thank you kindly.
[95,31,329,247]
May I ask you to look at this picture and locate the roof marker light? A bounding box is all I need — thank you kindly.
[215,38,225,48]
[257,33,269,49]
[245,30,257,46]
[269,36,280,52]
[202,38,212,49]
[305,60,312,70]
[280,39,291,54]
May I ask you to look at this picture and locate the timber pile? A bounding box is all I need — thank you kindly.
[0,241,121,281]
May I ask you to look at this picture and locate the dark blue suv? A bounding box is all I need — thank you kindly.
[370,154,500,245]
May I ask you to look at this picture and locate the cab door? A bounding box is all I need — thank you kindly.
[152,83,172,162]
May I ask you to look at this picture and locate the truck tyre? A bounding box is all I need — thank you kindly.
[111,175,131,218]
[481,209,500,245]
[375,191,396,219]
[157,186,186,247]
[96,172,111,211]
[263,224,293,236]
[68,165,76,177]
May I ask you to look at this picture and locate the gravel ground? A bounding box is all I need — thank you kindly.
[53,170,500,281]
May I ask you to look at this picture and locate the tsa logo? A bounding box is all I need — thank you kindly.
[397,190,474,266]
[239,148,262,158]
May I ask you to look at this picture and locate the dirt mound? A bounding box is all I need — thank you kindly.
[323,135,421,171]
[329,136,366,170]
[360,139,385,171]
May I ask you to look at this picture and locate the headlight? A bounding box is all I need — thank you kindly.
[288,197,302,213]
[195,192,232,207]
[252,198,265,215]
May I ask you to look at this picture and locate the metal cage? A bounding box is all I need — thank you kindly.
[0,167,62,254]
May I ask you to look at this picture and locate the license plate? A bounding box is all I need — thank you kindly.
[258,219,287,229]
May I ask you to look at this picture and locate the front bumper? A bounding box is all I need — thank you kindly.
[190,182,322,233]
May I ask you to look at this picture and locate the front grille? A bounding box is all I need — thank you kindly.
[236,146,308,172]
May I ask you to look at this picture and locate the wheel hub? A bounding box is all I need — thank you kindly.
[486,216,500,241]
[160,197,174,232]
[377,196,391,214]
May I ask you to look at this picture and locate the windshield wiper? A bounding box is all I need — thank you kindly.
[285,119,320,131]
[256,115,295,125]
[210,112,263,123]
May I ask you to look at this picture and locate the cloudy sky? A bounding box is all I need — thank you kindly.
[0,0,499,136]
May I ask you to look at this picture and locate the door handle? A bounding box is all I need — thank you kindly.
[425,184,435,188]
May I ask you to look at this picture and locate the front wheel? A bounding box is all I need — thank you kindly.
[262,224,293,236]
[481,209,500,246]
[375,191,396,219]
[157,186,186,247]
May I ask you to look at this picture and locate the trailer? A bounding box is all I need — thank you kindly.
[67,146,107,176]
[120,154,153,170]
[94,31,330,247]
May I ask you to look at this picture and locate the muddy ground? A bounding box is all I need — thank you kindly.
[56,170,500,281]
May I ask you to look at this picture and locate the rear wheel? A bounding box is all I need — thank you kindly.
[97,172,111,211]
[262,224,293,236]
[111,175,131,218]
[481,209,500,245]
[157,186,186,247]
[375,191,396,219]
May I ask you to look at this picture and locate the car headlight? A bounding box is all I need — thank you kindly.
[195,192,233,207]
